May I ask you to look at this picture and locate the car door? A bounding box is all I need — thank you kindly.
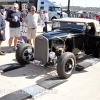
[84,34,100,57]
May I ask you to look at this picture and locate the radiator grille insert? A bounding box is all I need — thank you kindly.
[35,35,49,64]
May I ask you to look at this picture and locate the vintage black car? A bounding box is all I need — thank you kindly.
[16,18,100,79]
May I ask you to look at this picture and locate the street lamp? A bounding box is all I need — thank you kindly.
[67,0,70,17]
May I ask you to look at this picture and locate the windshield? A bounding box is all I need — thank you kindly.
[52,21,85,31]
[53,7,61,11]
[52,21,60,28]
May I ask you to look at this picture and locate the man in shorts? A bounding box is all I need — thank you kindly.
[0,13,6,55]
[6,3,22,53]
[25,6,41,46]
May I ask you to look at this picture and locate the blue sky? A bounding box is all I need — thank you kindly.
[54,0,100,7]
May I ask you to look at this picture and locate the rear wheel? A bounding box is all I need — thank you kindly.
[57,52,76,79]
[16,43,34,65]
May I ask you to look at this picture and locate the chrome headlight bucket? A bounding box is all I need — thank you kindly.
[49,52,56,59]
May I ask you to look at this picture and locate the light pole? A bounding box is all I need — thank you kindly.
[85,0,86,7]
[67,0,70,17]
[99,0,100,7]
[19,0,21,11]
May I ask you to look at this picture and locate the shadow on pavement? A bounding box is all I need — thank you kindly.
[73,69,88,74]
[1,46,8,52]
[0,62,89,83]
[0,63,57,80]
[1,46,17,54]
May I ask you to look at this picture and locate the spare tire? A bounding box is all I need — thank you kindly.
[57,52,76,79]
[16,43,34,65]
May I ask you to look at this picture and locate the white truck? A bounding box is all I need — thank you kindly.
[28,0,67,20]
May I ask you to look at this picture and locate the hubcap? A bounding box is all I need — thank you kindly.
[22,47,34,61]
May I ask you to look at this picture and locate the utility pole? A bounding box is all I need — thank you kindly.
[67,0,70,17]
[85,0,86,7]
[34,0,38,10]
[19,0,21,11]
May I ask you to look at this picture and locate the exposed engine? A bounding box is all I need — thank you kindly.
[52,37,67,57]
[48,37,67,66]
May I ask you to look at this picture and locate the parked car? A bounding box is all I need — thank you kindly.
[95,14,100,21]
[15,18,100,79]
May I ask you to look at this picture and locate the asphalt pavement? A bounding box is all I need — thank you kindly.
[0,21,100,100]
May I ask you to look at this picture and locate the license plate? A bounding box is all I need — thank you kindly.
[30,60,41,66]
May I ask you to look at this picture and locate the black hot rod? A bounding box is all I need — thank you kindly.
[16,18,100,79]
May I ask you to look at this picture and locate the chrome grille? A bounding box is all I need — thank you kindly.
[34,35,49,64]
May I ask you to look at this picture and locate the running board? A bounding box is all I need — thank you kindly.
[75,58,100,71]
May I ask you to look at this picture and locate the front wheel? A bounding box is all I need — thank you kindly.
[16,43,34,65]
[57,52,76,79]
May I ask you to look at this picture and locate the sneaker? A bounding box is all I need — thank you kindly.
[13,46,17,51]
[0,51,5,55]
[8,48,12,53]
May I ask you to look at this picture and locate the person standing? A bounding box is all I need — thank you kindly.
[25,6,41,46]
[43,11,49,32]
[80,13,85,18]
[60,11,63,18]
[0,5,7,19]
[93,15,97,20]
[0,12,6,55]
[6,3,22,53]
[21,3,28,42]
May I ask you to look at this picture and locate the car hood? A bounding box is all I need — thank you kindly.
[43,30,81,40]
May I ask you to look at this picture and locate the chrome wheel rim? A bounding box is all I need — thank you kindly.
[22,47,34,61]
[65,58,74,75]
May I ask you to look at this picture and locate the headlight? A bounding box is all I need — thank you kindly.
[49,52,55,59]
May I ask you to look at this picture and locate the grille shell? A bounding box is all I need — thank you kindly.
[34,35,49,64]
